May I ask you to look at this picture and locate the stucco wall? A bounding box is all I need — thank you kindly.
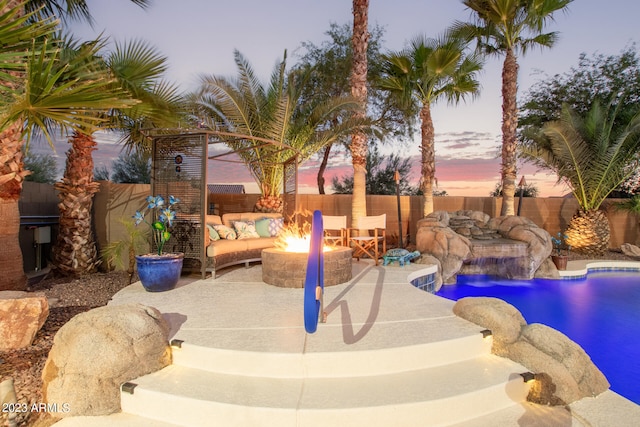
[19,183,640,273]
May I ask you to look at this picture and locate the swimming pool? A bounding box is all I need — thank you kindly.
[435,271,640,404]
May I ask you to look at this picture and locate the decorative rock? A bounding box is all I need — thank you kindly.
[416,211,552,281]
[416,223,471,283]
[620,243,640,259]
[0,291,49,350]
[452,297,526,352]
[534,258,561,279]
[42,304,171,417]
[453,297,609,405]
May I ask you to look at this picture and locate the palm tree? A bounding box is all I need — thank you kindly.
[521,101,640,254]
[453,0,573,215]
[380,33,482,216]
[190,50,365,213]
[51,39,183,276]
[0,0,143,290]
[350,0,369,226]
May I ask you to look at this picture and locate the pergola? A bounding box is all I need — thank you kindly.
[145,129,299,278]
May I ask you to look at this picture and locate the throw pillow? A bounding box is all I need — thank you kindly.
[206,224,220,241]
[233,220,260,240]
[213,224,237,240]
[268,217,284,237]
[255,218,271,238]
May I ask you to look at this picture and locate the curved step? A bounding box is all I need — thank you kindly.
[120,355,531,427]
[170,318,491,378]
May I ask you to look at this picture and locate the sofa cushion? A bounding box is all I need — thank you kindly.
[233,220,260,239]
[255,218,271,238]
[222,212,282,228]
[213,224,237,240]
[205,224,220,241]
[268,217,284,236]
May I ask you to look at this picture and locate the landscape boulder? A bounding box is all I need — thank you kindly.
[620,243,640,259]
[416,211,553,281]
[42,303,171,417]
[0,291,49,350]
[415,218,472,284]
[453,297,609,405]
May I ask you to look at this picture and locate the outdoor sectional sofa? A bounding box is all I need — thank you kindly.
[204,212,284,276]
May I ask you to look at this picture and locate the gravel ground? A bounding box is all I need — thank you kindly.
[1,249,637,426]
[1,270,133,427]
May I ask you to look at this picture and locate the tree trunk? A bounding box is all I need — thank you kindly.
[317,143,333,194]
[420,103,435,217]
[52,131,101,276]
[350,0,369,227]
[0,121,28,290]
[500,48,519,216]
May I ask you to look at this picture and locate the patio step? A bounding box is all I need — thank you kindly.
[169,328,492,378]
[52,333,531,427]
[119,352,529,427]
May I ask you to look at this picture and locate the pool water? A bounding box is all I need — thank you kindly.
[436,271,640,404]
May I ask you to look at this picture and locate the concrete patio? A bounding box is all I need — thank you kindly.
[54,260,640,426]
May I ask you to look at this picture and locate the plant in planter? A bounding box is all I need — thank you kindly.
[133,195,184,292]
[551,232,571,270]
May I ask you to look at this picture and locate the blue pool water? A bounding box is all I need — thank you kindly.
[436,271,640,404]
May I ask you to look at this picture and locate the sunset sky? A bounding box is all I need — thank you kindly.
[59,0,640,197]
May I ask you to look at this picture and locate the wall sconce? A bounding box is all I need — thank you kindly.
[480,329,492,338]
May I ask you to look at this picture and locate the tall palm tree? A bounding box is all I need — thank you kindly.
[190,50,365,213]
[51,39,183,276]
[0,0,142,289]
[380,33,482,216]
[453,0,573,215]
[521,101,640,254]
[350,0,369,226]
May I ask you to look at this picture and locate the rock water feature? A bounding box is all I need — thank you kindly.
[415,210,553,287]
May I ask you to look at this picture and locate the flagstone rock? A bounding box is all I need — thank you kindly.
[42,303,171,418]
[0,291,49,350]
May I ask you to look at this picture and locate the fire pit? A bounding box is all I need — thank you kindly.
[261,246,352,288]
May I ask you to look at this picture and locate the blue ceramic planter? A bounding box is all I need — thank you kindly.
[135,253,184,292]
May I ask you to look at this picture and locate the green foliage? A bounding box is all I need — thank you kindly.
[295,22,412,141]
[111,149,151,184]
[380,32,483,111]
[521,100,640,211]
[519,45,640,149]
[490,181,539,197]
[331,145,418,195]
[94,165,110,181]
[23,151,58,183]
[188,50,367,198]
[100,218,149,282]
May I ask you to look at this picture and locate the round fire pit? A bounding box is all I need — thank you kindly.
[261,246,352,288]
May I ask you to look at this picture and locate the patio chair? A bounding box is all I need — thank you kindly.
[347,214,386,265]
[322,215,347,246]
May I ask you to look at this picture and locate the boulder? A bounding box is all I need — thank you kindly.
[534,258,561,279]
[452,297,526,352]
[0,291,49,350]
[517,324,609,402]
[417,211,552,281]
[452,298,609,405]
[42,303,171,417]
[620,243,640,259]
[416,223,471,283]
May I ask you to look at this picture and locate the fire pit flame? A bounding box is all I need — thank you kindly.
[274,223,332,253]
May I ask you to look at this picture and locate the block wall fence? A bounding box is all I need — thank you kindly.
[18,182,640,273]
